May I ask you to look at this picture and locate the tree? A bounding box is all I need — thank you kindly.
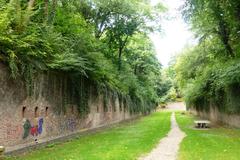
[183,0,240,58]
[78,0,165,70]
[176,0,240,112]
[0,0,166,114]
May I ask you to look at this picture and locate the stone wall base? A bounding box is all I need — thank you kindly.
[190,107,240,128]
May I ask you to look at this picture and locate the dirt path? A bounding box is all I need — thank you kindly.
[164,102,186,111]
[139,112,186,160]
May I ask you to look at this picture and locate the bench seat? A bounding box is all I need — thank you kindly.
[194,120,210,128]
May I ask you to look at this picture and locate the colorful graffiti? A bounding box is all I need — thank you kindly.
[38,118,43,134]
[23,118,44,139]
[23,120,31,139]
[30,126,38,136]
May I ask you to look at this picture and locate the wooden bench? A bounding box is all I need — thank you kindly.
[194,120,210,128]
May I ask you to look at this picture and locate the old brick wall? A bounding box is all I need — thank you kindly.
[0,63,134,152]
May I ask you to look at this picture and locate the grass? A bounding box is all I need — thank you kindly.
[176,112,240,160]
[8,112,171,160]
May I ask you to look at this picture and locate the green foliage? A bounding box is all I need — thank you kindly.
[175,0,240,113]
[0,0,166,115]
[159,56,181,103]
[176,44,240,113]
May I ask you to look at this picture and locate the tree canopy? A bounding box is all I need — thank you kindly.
[0,0,166,114]
[176,0,240,113]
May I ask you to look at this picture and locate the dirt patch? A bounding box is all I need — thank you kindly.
[165,102,186,111]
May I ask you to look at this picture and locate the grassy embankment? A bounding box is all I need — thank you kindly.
[176,112,240,160]
[8,112,171,160]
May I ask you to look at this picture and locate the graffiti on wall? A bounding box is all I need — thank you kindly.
[38,118,43,134]
[59,118,77,132]
[23,119,31,139]
[23,118,44,139]
[67,118,76,131]
[6,123,22,140]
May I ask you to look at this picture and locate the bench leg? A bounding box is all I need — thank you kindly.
[197,123,201,128]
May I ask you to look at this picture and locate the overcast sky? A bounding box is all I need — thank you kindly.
[150,0,194,67]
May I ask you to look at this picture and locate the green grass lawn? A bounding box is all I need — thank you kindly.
[176,112,240,160]
[8,112,171,160]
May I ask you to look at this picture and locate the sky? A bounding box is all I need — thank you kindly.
[150,0,194,67]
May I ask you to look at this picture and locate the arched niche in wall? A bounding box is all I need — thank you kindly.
[34,107,39,118]
[22,106,27,118]
[45,107,49,117]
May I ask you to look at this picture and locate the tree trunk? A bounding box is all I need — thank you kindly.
[44,0,49,23]
[49,0,57,24]
[117,36,129,71]
[218,19,235,58]
[134,65,137,75]
[22,0,35,28]
[118,47,123,71]
[213,2,235,58]
[27,0,35,10]
[236,2,240,33]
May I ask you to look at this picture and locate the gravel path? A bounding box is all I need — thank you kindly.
[164,102,186,111]
[139,112,186,160]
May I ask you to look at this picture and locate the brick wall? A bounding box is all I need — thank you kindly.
[0,63,134,152]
